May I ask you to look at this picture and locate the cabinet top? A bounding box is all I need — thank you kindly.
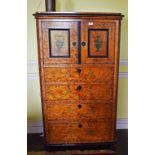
[34,12,124,20]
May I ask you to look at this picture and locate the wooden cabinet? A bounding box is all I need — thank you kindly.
[34,12,123,147]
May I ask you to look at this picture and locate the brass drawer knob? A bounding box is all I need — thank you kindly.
[81,41,86,46]
[72,42,76,47]
[78,124,82,128]
[78,104,82,109]
[76,85,82,90]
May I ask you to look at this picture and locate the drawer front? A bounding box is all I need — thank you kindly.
[45,85,79,100]
[45,101,112,121]
[44,67,79,83]
[45,84,113,101]
[79,84,113,100]
[44,66,114,84]
[46,120,113,144]
[80,66,114,83]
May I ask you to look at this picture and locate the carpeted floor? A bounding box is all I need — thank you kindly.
[27,129,128,155]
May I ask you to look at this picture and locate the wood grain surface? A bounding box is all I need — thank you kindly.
[34,12,123,145]
[45,100,113,121]
[44,66,114,83]
[46,120,113,144]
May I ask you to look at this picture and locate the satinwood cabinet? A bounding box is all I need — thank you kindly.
[34,12,123,147]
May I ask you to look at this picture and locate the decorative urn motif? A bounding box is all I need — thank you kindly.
[94,36,103,52]
[55,35,65,51]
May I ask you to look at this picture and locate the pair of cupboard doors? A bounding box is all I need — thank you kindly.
[37,15,121,65]
[34,12,123,146]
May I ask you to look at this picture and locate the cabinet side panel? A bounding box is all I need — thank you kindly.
[112,20,122,140]
[36,19,47,142]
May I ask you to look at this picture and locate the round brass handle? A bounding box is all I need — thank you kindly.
[72,42,76,47]
[76,85,82,90]
[81,42,86,46]
[78,104,82,109]
[78,124,82,128]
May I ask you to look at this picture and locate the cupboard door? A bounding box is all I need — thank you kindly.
[81,20,117,64]
[41,21,79,64]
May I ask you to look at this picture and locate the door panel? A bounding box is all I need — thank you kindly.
[41,21,79,64]
[81,20,116,64]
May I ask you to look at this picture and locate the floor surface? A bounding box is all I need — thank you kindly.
[27,129,128,155]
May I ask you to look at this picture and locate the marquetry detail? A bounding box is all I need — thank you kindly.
[88,29,109,58]
[34,12,123,145]
[46,120,113,144]
[44,66,114,84]
[48,29,70,58]
[41,21,79,64]
[45,101,113,121]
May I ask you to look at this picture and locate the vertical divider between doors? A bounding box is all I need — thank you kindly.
[78,21,81,64]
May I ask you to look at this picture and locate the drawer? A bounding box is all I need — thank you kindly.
[79,84,113,100]
[45,85,79,100]
[80,66,114,83]
[45,101,112,121]
[46,120,114,144]
[44,67,79,83]
[44,66,114,84]
[45,84,113,101]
